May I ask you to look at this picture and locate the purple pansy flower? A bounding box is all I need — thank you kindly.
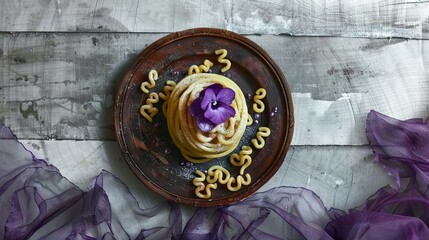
[190,83,236,132]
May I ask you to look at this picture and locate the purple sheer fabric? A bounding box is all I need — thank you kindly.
[1,110,428,239]
[0,124,181,240]
[182,187,335,240]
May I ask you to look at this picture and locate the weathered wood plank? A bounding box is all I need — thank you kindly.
[0,33,161,140]
[0,0,230,33]
[23,140,393,211]
[1,0,428,39]
[1,33,427,144]
[230,0,429,39]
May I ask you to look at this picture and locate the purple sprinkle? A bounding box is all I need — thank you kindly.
[273,107,278,113]
[173,71,179,76]
[149,138,157,146]
[204,170,208,174]
[225,73,231,78]
[254,119,259,124]
[164,148,171,155]
[154,122,161,128]
[254,114,261,119]
[180,162,185,166]
[246,93,252,99]
[270,112,275,117]
[185,162,193,168]
[208,69,212,73]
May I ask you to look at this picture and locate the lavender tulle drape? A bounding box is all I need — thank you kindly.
[1,110,428,239]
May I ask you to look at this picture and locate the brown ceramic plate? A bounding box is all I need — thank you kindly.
[115,28,293,207]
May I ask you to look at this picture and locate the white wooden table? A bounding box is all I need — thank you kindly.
[1,0,428,215]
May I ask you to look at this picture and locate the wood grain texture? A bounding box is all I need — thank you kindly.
[1,33,428,144]
[23,140,393,211]
[0,0,230,32]
[230,0,429,38]
[0,33,162,140]
[1,0,428,39]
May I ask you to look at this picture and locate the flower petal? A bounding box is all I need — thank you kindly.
[204,102,235,125]
[217,102,236,119]
[203,104,216,120]
[189,98,203,117]
[217,88,235,105]
[196,117,216,132]
[208,84,223,95]
[201,88,216,110]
